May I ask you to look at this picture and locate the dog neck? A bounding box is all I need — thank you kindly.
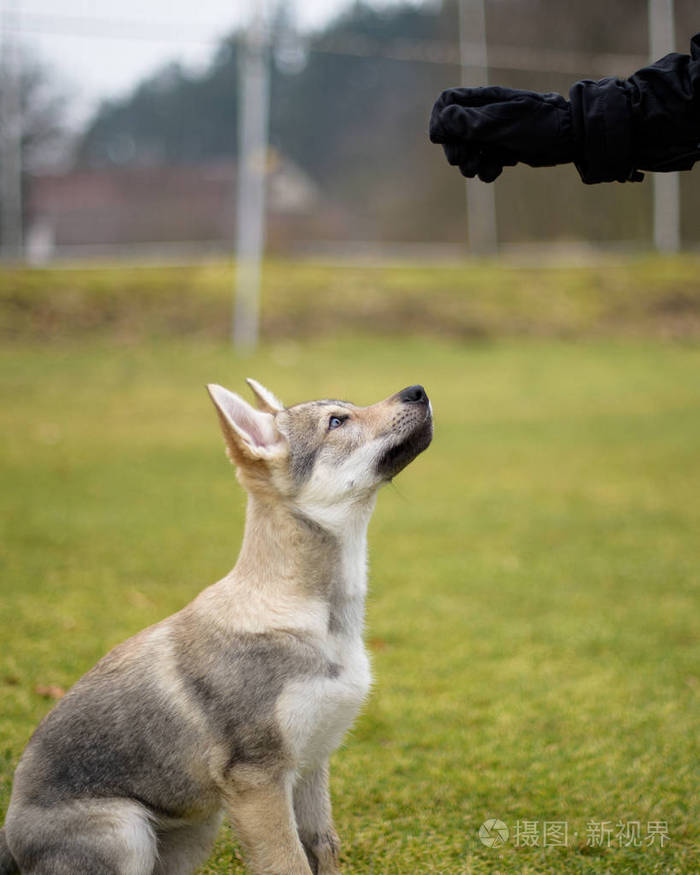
[231,493,376,638]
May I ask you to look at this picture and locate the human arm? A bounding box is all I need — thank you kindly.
[429,33,700,184]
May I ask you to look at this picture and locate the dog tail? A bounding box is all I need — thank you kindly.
[0,829,19,874]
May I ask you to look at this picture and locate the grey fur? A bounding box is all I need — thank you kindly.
[282,401,359,485]
[283,404,326,485]
[153,813,223,875]
[17,659,208,815]
[0,828,19,874]
[171,618,325,776]
[294,765,340,875]
[287,511,350,636]
[3,618,332,873]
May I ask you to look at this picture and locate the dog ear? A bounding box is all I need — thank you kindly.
[246,378,284,414]
[207,384,285,463]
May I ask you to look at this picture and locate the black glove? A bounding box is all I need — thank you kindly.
[430,33,700,185]
[429,85,575,182]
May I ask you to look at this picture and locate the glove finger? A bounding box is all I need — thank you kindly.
[457,152,504,182]
[464,146,520,182]
[457,153,484,178]
[476,160,504,183]
[432,105,481,142]
[436,103,527,142]
[459,165,478,179]
[429,99,449,142]
[433,85,525,112]
[445,141,517,179]
[430,88,527,142]
[488,146,519,169]
[441,140,478,167]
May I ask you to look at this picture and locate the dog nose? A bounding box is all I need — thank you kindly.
[398,385,428,405]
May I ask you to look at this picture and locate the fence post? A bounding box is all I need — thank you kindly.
[233,3,270,351]
[459,0,498,256]
[648,0,680,253]
[0,0,24,261]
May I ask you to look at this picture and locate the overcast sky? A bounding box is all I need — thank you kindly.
[8,0,409,126]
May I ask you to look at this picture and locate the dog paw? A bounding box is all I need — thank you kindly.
[301,830,341,875]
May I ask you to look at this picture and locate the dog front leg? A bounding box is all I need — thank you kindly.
[226,774,312,875]
[293,763,342,875]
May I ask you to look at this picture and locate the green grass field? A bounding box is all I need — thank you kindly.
[1,263,699,872]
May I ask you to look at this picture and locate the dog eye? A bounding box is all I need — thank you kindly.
[328,415,346,430]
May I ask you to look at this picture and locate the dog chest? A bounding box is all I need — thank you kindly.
[275,636,371,773]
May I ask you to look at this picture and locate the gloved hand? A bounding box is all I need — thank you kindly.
[429,85,575,182]
[430,34,699,185]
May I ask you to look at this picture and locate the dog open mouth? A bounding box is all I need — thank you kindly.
[377,414,433,480]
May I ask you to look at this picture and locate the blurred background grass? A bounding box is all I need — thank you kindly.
[1,258,699,872]
[2,254,700,341]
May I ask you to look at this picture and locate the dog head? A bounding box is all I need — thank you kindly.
[207,380,432,530]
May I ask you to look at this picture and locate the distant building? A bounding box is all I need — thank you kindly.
[25,156,339,261]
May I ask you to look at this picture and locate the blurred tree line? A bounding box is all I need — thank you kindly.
[74,0,700,247]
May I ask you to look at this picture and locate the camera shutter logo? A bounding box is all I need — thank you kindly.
[479,819,510,848]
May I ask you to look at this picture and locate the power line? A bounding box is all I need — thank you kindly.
[2,12,648,77]
[313,35,647,78]
[0,12,229,45]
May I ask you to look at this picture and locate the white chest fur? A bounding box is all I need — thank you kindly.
[275,634,372,774]
[275,517,373,774]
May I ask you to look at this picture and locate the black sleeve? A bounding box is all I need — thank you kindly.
[569,33,700,184]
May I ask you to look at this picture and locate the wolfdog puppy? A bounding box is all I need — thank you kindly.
[1,380,432,874]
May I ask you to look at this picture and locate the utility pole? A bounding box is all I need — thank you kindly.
[233,2,270,351]
[459,0,497,255]
[0,0,24,260]
[648,0,680,252]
